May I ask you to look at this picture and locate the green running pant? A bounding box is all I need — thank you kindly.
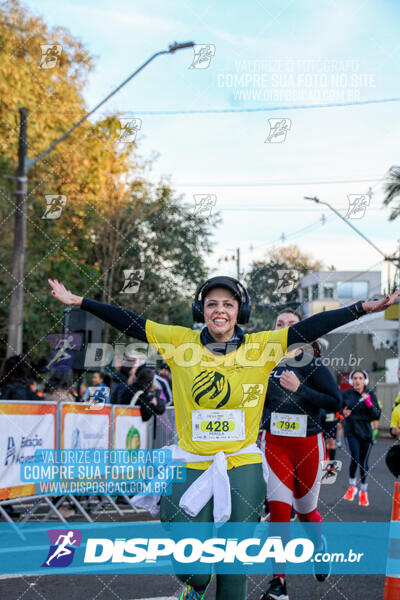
[160,462,266,600]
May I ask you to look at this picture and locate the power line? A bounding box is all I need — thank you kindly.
[114,97,400,116]
[218,206,387,212]
[174,177,382,187]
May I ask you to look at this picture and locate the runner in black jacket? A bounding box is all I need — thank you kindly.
[342,370,381,507]
[259,309,341,600]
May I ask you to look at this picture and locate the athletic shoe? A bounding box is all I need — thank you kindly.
[313,535,331,582]
[336,439,343,449]
[260,577,289,600]
[178,576,212,599]
[359,491,369,507]
[344,485,357,501]
[326,464,336,478]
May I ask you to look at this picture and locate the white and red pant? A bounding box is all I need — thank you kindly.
[259,431,325,522]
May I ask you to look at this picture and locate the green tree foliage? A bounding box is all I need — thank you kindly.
[383,166,400,221]
[245,245,323,331]
[0,0,217,368]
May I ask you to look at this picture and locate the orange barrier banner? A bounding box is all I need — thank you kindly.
[0,401,57,500]
[112,406,150,449]
[60,403,111,449]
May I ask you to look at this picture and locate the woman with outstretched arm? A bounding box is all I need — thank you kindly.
[48,276,399,600]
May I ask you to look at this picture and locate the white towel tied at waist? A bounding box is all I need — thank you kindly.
[130,443,269,523]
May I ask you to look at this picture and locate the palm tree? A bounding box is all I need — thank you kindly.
[383,166,400,220]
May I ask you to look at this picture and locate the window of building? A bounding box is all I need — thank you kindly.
[337,281,368,298]
[323,283,335,299]
[303,287,309,301]
[312,284,319,300]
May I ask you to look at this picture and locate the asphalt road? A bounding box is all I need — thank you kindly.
[0,437,397,600]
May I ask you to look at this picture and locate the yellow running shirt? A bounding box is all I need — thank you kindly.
[390,404,400,440]
[145,320,289,470]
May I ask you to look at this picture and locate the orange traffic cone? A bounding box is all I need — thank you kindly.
[383,482,400,599]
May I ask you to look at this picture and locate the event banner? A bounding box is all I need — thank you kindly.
[0,402,57,500]
[0,522,398,575]
[60,403,111,450]
[112,406,149,450]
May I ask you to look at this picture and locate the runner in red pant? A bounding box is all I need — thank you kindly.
[259,308,341,600]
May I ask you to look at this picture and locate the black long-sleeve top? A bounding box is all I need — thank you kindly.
[260,352,342,436]
[342,387,381,441]
[80,298,366,352]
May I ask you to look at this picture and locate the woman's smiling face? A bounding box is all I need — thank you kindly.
[203,287,239,342]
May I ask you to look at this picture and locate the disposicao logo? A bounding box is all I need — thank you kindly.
[83,536,314,565]
[42,529,82,568]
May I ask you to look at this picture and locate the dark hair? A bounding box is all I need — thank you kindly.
[135,367,154,391]
[276,307,302,321]
[0,355,31,386]
[93,371,105,381]
[386,445,400,478]
[350,369,368,380]
[44,370,73,394]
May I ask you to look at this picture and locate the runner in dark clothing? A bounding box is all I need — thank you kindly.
[259,308,341,600]
[342,370,381,507]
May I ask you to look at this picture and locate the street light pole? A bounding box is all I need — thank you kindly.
[6,42,194,357]
[7,108,28,357]
[304,195,400,391]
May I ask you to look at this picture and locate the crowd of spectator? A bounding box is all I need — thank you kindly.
[0,354,173,422]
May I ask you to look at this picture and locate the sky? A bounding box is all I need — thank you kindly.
[27,0,400,292]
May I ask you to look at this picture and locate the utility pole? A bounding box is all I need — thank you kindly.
[236,247,241,280]
[7,108,28,357]
[304,195,400,392]
[6,42,194,357]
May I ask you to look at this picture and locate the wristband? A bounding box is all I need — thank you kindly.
[353,300,366,318]
[363,395,373,408]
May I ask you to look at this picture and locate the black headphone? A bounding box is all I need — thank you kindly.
[192,276,251,324]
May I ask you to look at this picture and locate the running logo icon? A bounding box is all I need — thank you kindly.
[42,529,82,568]
[265,118,291,143]
[345,193,371,219]
[120,269,145,294]
[189,44,216,69]
[44,333,82,371]
[240,383,265,407]
[118,118,142,142]
[275,270,299,294]
[39,44,62,69]
[42,195,67,219]
[193,194,217,218]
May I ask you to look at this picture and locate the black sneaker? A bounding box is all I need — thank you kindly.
[313,535,331,582]
[260,577,289,600]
